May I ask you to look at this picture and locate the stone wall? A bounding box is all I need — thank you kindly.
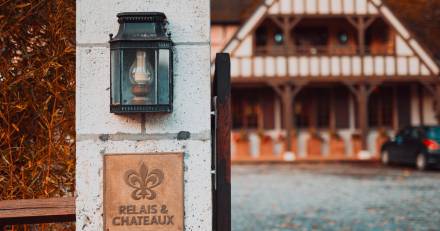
[75,0,211,230]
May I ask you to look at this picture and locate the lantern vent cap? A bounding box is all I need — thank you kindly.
[117,12,167,23]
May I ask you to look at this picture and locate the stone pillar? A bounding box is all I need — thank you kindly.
[75,0,211,230]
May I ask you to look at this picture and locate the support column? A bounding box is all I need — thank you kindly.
[268,81,306,156]
[357,84,369,150]
[345,82,380,152]
[281,85,294,151]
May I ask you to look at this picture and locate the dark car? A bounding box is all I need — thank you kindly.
[381,126,440,170]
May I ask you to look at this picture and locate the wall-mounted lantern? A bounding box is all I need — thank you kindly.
[109,12,173,113]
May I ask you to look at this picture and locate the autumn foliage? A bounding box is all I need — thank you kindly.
[0,0,75,201]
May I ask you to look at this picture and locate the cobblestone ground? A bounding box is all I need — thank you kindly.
[232,163,440,231]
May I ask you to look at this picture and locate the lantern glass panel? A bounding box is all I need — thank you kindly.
[157,49,170,104]
[121,49,157,105]
[110,49,121,105]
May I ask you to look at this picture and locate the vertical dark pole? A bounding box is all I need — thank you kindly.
[214,53,231,231]
[282,85,293,151]
[357,84,369,150]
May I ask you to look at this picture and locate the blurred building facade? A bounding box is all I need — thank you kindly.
[211,0,440,161]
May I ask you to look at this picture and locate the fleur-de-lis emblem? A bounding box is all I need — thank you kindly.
[124,162,164,200]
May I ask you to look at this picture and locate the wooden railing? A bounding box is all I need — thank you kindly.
[0,197,75,228]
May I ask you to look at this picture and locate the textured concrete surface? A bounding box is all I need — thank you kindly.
[76,0,211,230]
[232,164,440,231]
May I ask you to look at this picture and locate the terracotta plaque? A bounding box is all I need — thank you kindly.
[104,153,184,231]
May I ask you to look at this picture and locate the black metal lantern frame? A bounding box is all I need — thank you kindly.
[109,12,173,114]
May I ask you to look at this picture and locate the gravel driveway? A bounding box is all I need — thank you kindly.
[232,163,440,231]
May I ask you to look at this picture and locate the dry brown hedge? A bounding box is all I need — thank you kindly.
[0,0,75,202]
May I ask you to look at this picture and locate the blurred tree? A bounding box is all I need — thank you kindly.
[0,0,75,201]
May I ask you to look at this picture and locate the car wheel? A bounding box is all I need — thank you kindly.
[416,154,428,171]
[381,150,390,165]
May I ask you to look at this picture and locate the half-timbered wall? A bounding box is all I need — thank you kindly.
[223,0,440,79]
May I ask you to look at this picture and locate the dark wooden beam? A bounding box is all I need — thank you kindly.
[0,197,75,226]
[267,81,307,152]
[343,81,382,150]
[213,53,231,231]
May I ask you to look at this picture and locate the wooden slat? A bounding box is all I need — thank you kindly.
[0,197,75,225]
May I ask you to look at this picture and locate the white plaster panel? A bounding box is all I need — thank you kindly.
[320,57,330,76]
[76,0,209,44]
[341,56,351,76]
[363,56,374,76]
[343,0,355,14]
[331,56,341,75]
[299,57,309,76]
[310,57,320,76]
[265,57,276,76]
[385,56,395,76]
[352,56,362,75]
[331,0,343,14]
[234,36,253,57]
[356,0,368,14]
[409,57,420,75]
[374,56,385,75]
[276,57,287,76]
[421,65,430,76]
[76,47,142,134]
[76,139,212,231]
[306,0,318,14]
[280,0,292,14]
[254,57,264,77]
[293,0,305,14]
[397,57,408,75]
[288,57,299,76]
[318,0,330,14]
[241,58,252,77]
[269,1,281,14]
[367,2,378,14]
[395,35,413,56]
[231,58,240,77]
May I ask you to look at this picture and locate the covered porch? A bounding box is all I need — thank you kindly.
[231,77,440,162]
